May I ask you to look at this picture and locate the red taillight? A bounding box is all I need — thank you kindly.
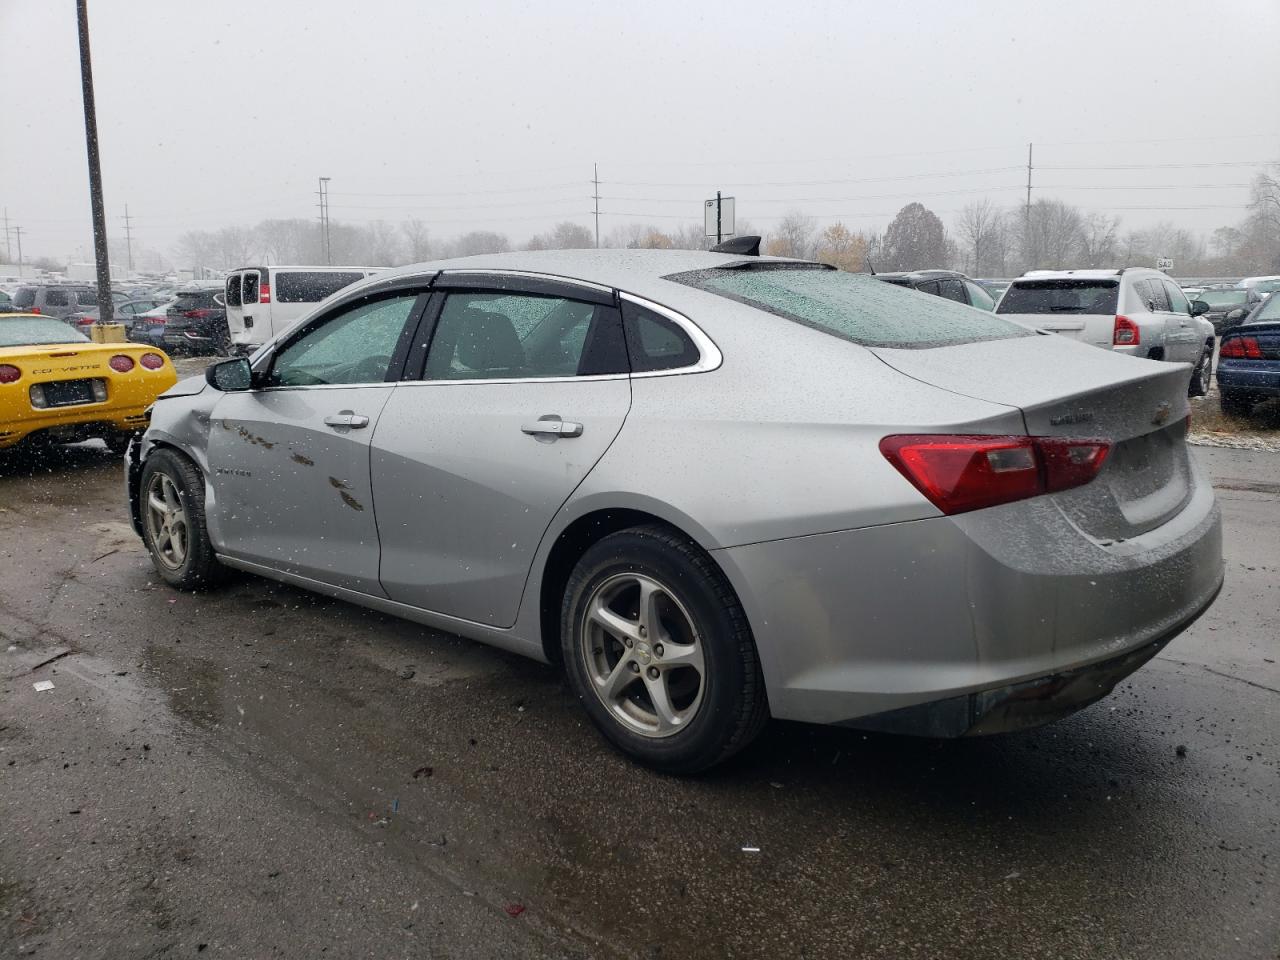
[139,352,165,370]
[259,282,271,304]
[182,308,213,320]
[880,434,1111,516]
[76,316,94,327]
[28,307,40,315]
[0,364,20,384]
[108,354,135,373]
[1220,336,1262,359]
[1113,315,1140,346]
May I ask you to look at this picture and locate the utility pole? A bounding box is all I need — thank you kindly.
[592,163,601,249]
[122,203,134,272]
[76,0,113,323]
[2,209,9,263]
[317,176,332,264]
[6,225,23,277]
[716,190,723,245]
[1024,142,1034,232]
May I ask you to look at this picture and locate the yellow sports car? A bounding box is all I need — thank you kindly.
[0,312,178,453]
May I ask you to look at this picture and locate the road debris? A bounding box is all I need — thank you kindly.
[32,680,55,692]
[503,903,526,918]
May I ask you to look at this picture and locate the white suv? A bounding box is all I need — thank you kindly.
[996,268,1216,395]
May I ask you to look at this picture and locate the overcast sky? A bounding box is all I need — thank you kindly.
[2,0,1278,263]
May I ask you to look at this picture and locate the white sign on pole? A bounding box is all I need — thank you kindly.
[1156,257,1174,272]
[704,196,736,238]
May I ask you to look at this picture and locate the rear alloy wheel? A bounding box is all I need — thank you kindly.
[1188,346,1213,397]
[561,525,768,773]
[1220,389,1255,419]
[139,448,228,589]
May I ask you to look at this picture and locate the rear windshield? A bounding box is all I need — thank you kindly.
[225,275,242,307]
[1196,290,1248,307]
[0,317,90,347]
[12,287,36,308]
[996,279,1119,315]
[274,271,365,303]
[175,290,220,307]
[668,266,1030,348]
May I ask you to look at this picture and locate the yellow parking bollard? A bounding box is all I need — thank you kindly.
[90,323,127,344]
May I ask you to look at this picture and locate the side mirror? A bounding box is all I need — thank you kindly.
[205,357,253,391]
[1189,299,1210,317]
[1225,308,1247,322]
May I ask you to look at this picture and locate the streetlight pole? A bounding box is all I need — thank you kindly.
[76,0,113,323]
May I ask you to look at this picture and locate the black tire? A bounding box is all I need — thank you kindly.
[138,447,229,589]
[1220,389,1254,419]
[1188,345,1213,397]
[560,525,768,774]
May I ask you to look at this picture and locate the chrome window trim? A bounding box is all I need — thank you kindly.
[439,268,613,296]
[393,373,630,389]
[618,291,723,377]
[252,381,400,393]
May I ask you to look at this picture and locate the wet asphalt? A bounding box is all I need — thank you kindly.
[0,421,1277,958]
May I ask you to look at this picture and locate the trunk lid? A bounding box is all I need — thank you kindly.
[871,334,1194,541]
[1223,321,1280,359]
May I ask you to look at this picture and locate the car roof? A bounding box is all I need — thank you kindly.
[1017,269,1126,280]
[345,248,814,304]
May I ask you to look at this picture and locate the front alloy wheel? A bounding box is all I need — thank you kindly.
[145,471,189,570]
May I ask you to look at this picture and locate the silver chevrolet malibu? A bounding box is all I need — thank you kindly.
[126,246,1223,772]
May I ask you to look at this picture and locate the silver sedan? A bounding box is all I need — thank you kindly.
[125,247,1223,772]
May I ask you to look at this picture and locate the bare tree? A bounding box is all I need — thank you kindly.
[955,199,1000,275]
[446,231,510,258]
[401,217,432,262]
[526,221,594,250]
[764,210,816,259]
[1078,213,1120,269]
[1019,199,1083,270]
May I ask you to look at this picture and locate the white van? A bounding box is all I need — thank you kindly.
[224,265,380,350]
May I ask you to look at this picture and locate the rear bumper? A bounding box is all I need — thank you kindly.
[0,405,151,448]
[718,461,1224,728]
[1217,364,1280,396]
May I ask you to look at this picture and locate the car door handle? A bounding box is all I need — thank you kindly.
[324,412,370,429]
[521,416,583,439]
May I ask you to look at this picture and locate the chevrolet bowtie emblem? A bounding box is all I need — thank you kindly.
[1152,401,1173,426]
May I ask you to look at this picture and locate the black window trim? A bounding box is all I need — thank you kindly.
[403,283,629,384]
[253,288,433,391]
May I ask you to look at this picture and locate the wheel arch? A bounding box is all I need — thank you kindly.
[534,501,726,665]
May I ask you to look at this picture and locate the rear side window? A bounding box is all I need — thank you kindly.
[77,290,98,305]
[621,301,701,371]
[672,267,1028,349]
[997,280,1119,316]
[275,271,366,303]
[43,290,69,307]
[13,288,36,308]
[225,274,242,307]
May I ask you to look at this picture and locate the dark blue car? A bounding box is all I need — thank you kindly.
[1217,292,1280,418]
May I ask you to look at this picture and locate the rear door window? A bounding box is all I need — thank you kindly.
[43,290,69,307]
[672,266,1029,348]
[78,290,99,305]
[13,288,36,308]
[996,280,1119,316]
[274,271,367,303]
[936,278,966,303]
[225,273,242,307]
[242,272,259,305]
[1145,279,1171,312]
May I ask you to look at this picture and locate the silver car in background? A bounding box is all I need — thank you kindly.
[125,248,1223,772]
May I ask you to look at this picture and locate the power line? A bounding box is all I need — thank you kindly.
[606,165,1025,189]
